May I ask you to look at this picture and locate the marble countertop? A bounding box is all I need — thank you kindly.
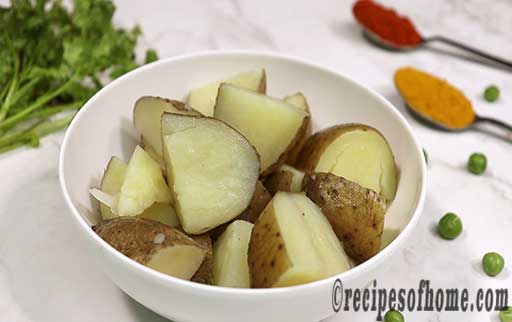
[1,1,511,321]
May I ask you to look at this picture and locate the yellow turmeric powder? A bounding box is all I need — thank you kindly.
[394,67,475,129]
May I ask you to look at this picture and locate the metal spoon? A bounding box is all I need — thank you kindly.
[398,98,512,144]
[404,102,512,133]
[362,29,512,70]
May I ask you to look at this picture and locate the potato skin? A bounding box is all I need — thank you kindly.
[303,172,386,263]
[257,69,267,94]
[248,202,292,288]
[209,181,271,240]
[295,123,376,172]
[92,217,204,264]
[264,169,295,196]
[190,234,214,284]
[134,96,200,116]
[263,166,304,196]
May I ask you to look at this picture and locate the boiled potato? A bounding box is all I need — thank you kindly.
[99,157,127,219]
[237,181,272,224]
[90,191,179,226]
[304,172,386,263]
[209,181,271,240]
[91,149,175,221]
[283,92,312,164]
[214,84,309,176]
[264,164,305,196]
[140,203,179,227]
[284,92,310,113]
[296,124,398,201]
[187,69,266,116]
[117,146,172,216]
[190,234,214,285]
[134,96,200,163]
[162,113,260,234]
[248,192,351,288]
[213,220,254,288]
[93,217,206,280]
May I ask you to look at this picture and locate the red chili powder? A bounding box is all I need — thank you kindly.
[353,0,422,46]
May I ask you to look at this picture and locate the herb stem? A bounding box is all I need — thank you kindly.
[0,112,76,153]
[0,79,74,131]
[10,76,41,108]
[0,42,20,121]
[0,100,82,134]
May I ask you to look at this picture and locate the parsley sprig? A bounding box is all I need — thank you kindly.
[0,0,158,153]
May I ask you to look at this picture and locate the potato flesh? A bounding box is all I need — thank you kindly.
[93,217,206,281]
[250,192,350,288]
[140,203,179,227]
[117,146,172,216]
[284,92,308,112]
[162,114,260,234]
[134,96,198,160]
[187,69,266,116]
[93,154,178,225]
[304,173,386,262]
[264,164,305,196]
[273,193,351,287]
[214,85,308,173]
[99,157,127,219]
[283,93,312,165]
[281,165,305,192]
[315,130,397,200]
[213,220,254,288]
[147,245,205,280]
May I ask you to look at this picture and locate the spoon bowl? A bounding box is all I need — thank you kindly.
[354,1,512,69]
[401,96,512,136]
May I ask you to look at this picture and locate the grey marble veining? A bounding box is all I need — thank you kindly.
[1,1,511,321]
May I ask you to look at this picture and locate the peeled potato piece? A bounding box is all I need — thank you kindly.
[187,69,266,116]
[296,124,398,201]
[213,220,254,288]
[99,157,127,219]
[214,84,309,176]
[190,234,214,285]
[140,203,179,227]
[248,192,351,288]
[264,164,305,196]
[91,154,178,225]
[284,92,310,113]
[304,173,386,263]
[162,113,260,234]
[117,146,172,216]
[134,96,200,162]
[283,92,312,164]
[209,181,271,241]
[93,217,206,280]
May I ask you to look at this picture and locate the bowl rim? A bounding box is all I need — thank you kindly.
[59,49,426,296]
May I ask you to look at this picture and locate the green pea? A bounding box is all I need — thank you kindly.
[467,153,487,175]
[484,85,500,102]
[438,213,463,240]
[482,252,505,277]
[500,307,512,322]
[384,309,404,322]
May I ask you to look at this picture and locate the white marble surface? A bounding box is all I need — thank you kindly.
[1,0,511,321]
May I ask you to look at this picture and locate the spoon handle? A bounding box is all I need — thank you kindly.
[475,115,512,132]
[425,36,512,69]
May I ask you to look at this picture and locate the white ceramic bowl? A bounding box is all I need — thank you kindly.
[59,51,426,322]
